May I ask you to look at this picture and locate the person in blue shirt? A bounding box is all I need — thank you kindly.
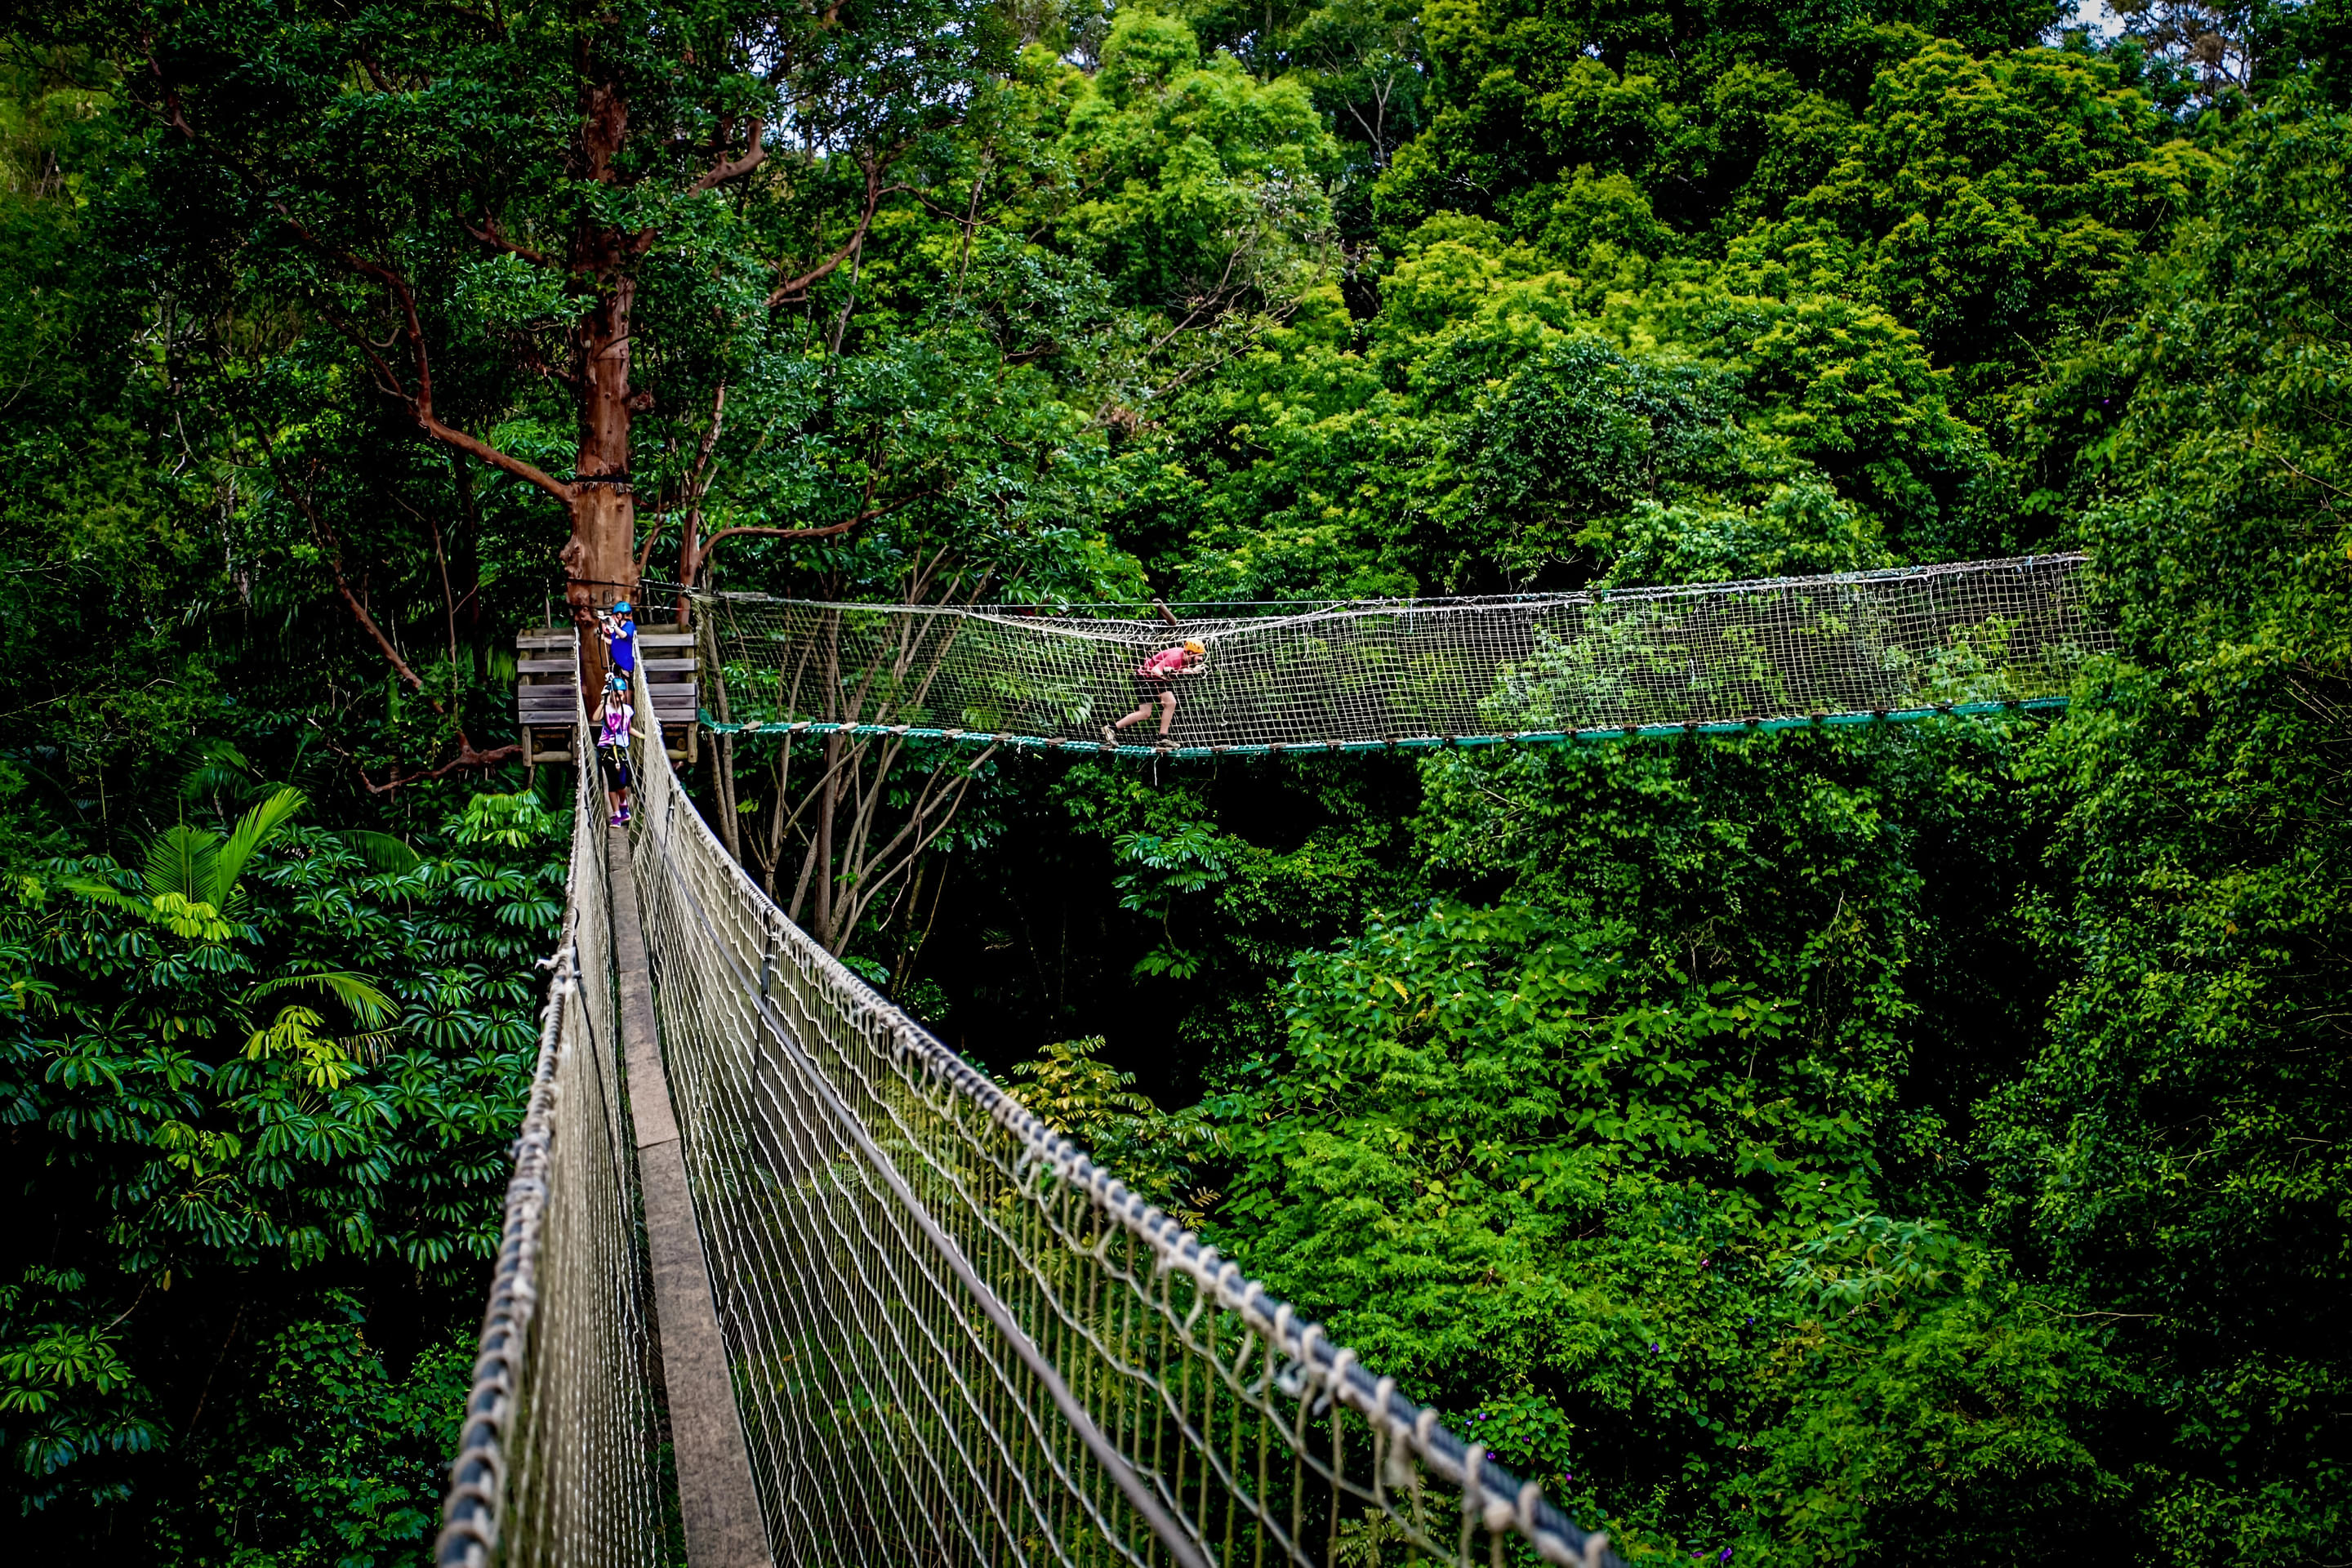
[600,599,638,681]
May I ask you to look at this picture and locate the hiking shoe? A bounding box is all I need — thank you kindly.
[609,813,624,826]
[1101,726,1118,747]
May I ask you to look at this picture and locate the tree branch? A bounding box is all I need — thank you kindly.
[687,116,766,193]
[274,206,577,506]
[457,205,556,268]
[310,719,524,794]
[766,154,902,307]
[697,484,938,559]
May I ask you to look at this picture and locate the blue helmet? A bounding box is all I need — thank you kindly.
[612,599,633,616]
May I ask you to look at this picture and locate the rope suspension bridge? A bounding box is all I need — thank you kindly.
[442,555,2111,1568]
[696,555,2107,757]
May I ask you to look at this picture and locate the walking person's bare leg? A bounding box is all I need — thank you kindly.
[1110,691,1166,747]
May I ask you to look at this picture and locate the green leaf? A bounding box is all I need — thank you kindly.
[207,786,306,908]
[340,830,424,875]
[143,824,220,907]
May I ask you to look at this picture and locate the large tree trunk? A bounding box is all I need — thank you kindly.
[565,281,639,689]
[560,75,642,692]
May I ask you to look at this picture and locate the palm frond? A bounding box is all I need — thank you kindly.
[208,786,305,907]
[58,879,158,920]
[247,969,395,1028]
[340,830,423,875]
[144,825,221,906]
[180,741,256,801]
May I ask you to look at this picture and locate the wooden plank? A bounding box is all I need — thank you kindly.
[516,659,577,675]
[522,691,686,710]
[518,628,693,648]
[605,829,773,1568]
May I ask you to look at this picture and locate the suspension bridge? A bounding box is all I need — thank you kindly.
[443,555,2110,1568]
[693,554,2104,756]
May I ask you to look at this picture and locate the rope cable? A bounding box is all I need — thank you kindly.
[619,663,1626,1567]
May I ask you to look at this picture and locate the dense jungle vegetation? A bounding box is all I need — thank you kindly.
[2,0,2347,1561]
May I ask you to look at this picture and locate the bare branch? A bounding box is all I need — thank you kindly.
[688,116,767,193]
[697,484,938,557]
[766,154,904,307]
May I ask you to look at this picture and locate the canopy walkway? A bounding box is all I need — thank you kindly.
[695,554,2108,758]
[434,688,1626,1568]
[438,558,2113,1567]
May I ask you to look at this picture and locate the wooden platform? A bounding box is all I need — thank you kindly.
[516,625,699,765]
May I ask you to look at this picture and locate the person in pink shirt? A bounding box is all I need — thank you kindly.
[1103,639,1206,746]
[593,677,646,826]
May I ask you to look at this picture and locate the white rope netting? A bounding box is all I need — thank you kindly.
[437,703,669,1568]
[625,668,1622,1567]
[696,554,2110,756]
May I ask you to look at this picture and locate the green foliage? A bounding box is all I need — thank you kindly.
[1112,822,1232,977]
[0,790,565,1546]
[2,2,2348,1563]
[1058,13,1341,314]
[1001,1034,1222,1218]
[1984,85,2352,1564]
[167,1302,471,1568]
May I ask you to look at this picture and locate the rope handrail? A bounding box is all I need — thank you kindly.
[663,550,2091,623]
[691,553,2111,758]
[622,666,1624,1566]
[437,694,666,1568]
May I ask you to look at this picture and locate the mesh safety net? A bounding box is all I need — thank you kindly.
[437,702,669,1568]
[619,666,1624,1567]
[693,553,2110,757]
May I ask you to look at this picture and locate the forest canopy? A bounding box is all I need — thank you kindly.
[0,0,2347,1562]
